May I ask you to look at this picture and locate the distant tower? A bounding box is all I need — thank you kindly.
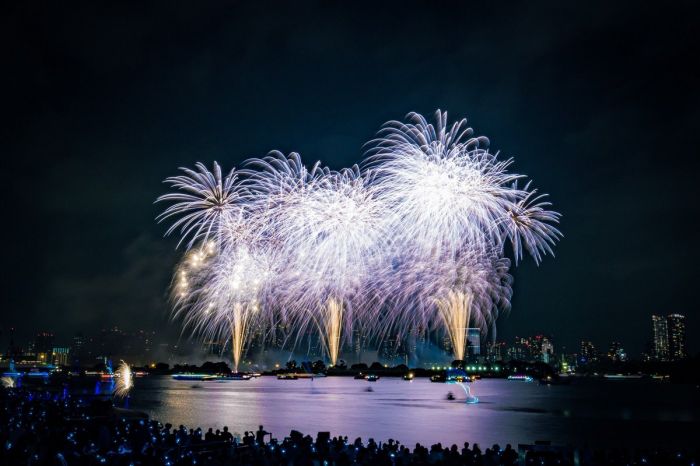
[666,314,686,361]
[607,341,627,362]
[579,340,596,364]
[466,328,481,360]
[71,333,86,366]
[34,331,55,363]
[651,315,669,361]
[540,337,554,364]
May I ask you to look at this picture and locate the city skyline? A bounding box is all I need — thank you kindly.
[1,312,688,369]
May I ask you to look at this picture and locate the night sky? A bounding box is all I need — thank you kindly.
[3,1,698,356]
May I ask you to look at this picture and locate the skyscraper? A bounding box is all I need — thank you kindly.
[540,337,554,364]
[71,333,86,366]
[379,335,399,363]
[651,315,669,361]
[579,340,596,364]
[667,314,686,360]
[607,341,627,362]
[467,328,481,359]
[34,332,55,362]
[52,347,70,366]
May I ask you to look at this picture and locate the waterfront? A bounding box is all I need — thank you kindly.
[127,376,699,449]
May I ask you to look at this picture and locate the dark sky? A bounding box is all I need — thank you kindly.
[2,1,699,356]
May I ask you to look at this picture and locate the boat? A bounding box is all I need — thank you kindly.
[85,371,114,379]
[403,372,415,381]
[365,374,380,382]
[277,373,298,380]
[354,372,366,380]
[296,373,327,379]
[539,375,571,385]
[430,369,470,383]
[507,374,534,382]
[218,373,252,381]
[172,373,218,381]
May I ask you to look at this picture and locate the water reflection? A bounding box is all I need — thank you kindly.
[128,376,699,448]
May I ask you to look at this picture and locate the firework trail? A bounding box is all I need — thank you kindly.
[115,361,133,398]
[1,377,15,388]
[243,152,387,365]
[170,239,277,372]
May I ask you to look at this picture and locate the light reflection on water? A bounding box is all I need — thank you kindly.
[127,376,698,448]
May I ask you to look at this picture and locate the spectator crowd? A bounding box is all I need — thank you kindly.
[1,386,696,466]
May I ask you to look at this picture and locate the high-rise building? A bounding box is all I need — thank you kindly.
[4,327,21,360]
[441,334,452,353]
[353,327,368,362]
[485,341,506,362]
[34,332,55,362]
[651,315,669,361]
[540,337,554,364]
[509,337,533,361]
[52,347,70,366]
[607,341,627,362]
[71,333,87,366]
[579,340,596,364]
[380,335,399,363]
[467,328,481,359]
[507,335,554,363]
[651,314,686,361]
[667,314,686,360]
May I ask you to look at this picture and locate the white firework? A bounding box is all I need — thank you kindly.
[244,152,388,364]
[115,360,133,398]
[156,110,561,364]
[364,110,560,357]
[157,162,250,250]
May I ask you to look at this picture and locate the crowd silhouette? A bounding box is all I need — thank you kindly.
[1,387,695,466]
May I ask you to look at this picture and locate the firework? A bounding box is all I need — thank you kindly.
[170,239,278,372]
[364,110,560,357]
[159,161,275,372]
[243,152,387,365]
[157,162,250,250]
[157,110,561,364]
[1,377,15,388]
[115,361,133,398]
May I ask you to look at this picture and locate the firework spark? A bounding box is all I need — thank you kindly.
[157,162,250,250]
[1,377,15,388]
[157,110,561,364]
[115,361,133,398]
[243,153,387,365]
[363,110,560,358]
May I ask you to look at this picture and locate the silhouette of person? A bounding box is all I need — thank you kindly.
[256,425,269,445]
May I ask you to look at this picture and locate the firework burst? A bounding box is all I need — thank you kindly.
[157,162,250,250]
[243,152,387,365]
[363,110,560,357]
[157,110,561,364]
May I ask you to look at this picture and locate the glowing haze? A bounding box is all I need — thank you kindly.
[157,110,561,368]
